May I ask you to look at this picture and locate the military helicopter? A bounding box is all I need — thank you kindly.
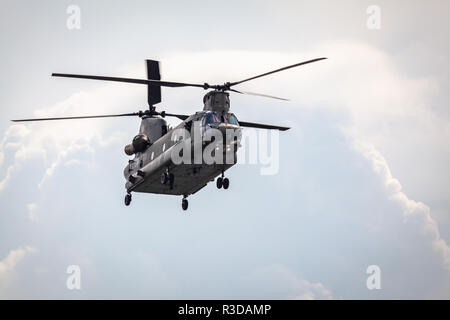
[12,58,326,210]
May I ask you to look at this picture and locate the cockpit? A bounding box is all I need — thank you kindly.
[204,112,220,125]
[202,111,242,146]
[203,111,239,126]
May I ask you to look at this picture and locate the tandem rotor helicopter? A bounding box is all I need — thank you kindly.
[12,58,326,210]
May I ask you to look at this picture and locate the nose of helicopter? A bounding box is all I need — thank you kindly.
[216,122,240,132]
[206,122,241,144]
[215,122,241,146]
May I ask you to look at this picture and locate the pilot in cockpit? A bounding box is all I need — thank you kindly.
[203,111,239,127]
[204,112,220,126]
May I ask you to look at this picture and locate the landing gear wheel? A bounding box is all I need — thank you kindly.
[222,178,229,190]
[124,194,132,206]
[161,172,168,184]
[216,177,223,189]
[169,173,175,190]
[182,198,188,211]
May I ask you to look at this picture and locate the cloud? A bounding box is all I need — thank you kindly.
[164,45,450,269]
[0,246,37,298]
[354,140,450,271]
[0,246,37,274]
[0,41,449,298]
[244,264,333,300]
[0,166,14,193]
[27,203,38,222]
[0,82,140,193]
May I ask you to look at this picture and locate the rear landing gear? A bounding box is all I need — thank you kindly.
[216,172,230,190]
[182,197,188,211]
[124,193,132,206]
[169,173,174,189]
[161,171,175,190]
[161,172,168,184]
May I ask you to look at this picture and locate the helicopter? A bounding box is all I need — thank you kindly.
[12,58,326,210]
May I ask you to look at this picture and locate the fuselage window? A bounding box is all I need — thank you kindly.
[151,152,154,160]
[162,143,166,152]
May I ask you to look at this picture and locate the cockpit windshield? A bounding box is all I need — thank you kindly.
[204,112,239,125]
[204,112,220,125]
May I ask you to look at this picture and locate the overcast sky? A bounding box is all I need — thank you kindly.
[1,0,450,299]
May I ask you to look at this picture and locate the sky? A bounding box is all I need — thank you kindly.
[1,0,450,299]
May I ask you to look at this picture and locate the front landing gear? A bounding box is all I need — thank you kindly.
[124,193,132,206]
[222,177,229,189]
[182,197,189,211]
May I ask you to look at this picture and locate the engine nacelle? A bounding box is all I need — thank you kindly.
[124,134,150,155]
[124,144,135,156]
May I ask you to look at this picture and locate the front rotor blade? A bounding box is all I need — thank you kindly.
[229,57,327,87]
[239,121,290,131]
[164,113,190,120]
[52,73,207,89]
[230,89,289,101]
[11,112,140,122]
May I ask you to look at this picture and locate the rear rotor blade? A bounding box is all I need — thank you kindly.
[146,60,162,105]
[11,112,140,122]
[239,121,290,131]
[230,89,289,101]
[52,73,208,89]
[229,57,327,87]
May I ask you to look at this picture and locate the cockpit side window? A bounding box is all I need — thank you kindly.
[228,114,239,125]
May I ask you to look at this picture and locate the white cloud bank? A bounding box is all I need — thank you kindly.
[0,40,449,298]
[245,264,333,300]
[0,246,37,299]
[354,140,450,270]
[0,84,141,193]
